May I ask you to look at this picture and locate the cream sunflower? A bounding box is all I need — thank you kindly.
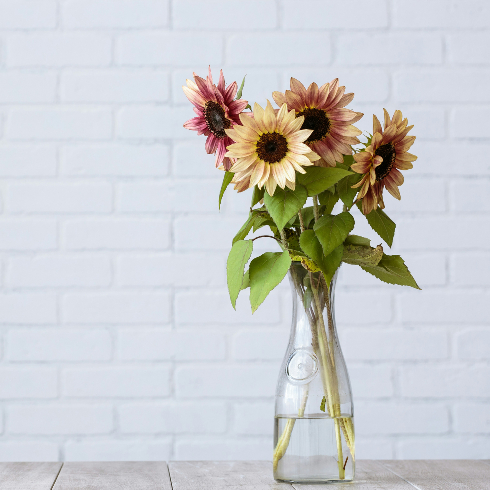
[272,78,363,167]
[183,67,249,171]
[224,101,320,196]
[351,109,417,215]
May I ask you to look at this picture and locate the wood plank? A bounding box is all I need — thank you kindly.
[168,461,293,490]
[292,460,415,490]
[381,460,490,490]
[52,462,171,490]
[0,462,63,490]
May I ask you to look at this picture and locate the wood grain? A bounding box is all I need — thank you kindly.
[0,462,62,490]
[292,460,414,490]
[381,460,490,490]
[52,462,171,490]
[169,461,293,490]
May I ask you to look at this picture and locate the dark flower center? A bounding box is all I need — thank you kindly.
[256,132,288,163]
[204,101,231,138]
[374,142,396,181]
[297,107,331,143]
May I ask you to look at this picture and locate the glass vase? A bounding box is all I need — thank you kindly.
[273,262,355,483]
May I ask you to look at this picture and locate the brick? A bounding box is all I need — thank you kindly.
[395,217,490,251]
[7,255,111,288]
[7,33,112,67]
[0,293,57,324]
[176,365,277,397]
[117,180,220,213]
[0,442,58,462]
[117,328,226,361]
[61,70,169,103]
[452,253,490,286]
[7,405,113,434]
[356,439,394,459]
[175,216,246,251]
[61,144,169,177]
[116,253,225,287]
[173,141,220,178]
[63,0,169,28]
[454,404,490,433]
[117,106,189,139]
[400,365,490,398]
[227,33,331,66]
[233,402,273,435]
[0,145,57,177]
[394,70,490,103]
[232,329,288,361]
[349,365,393,398]
[0,367,57,398]
[335,291,393,325]
[402,108,445,140]
[397,438,490,459]
[0,220,57,251]
[119,402,227,434]
[284,0,388,29]
[64,440,172,461]
[7,328,112,361]
[175,290,281,326]
[0,73,57,103]
[278,68,389,104]
[356,402,449,436]
[8,183,112,214]
[174,0,276,29]
[456,329,490,360]
[175,438,270,460]
[0,1,56,28]
[399,291,490,323]
[394,0,490,28]
[450,108,490,139]
[448,33,490,64]
[337,34,442,65]
[342,329,448,361]
[63,219,170,250]
[63,367,171,397]
[63,292,170,324]
[7,108,112,140]
[117,33,223,66]
[413,143,490,176]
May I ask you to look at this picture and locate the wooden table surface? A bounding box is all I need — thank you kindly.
[1,460,490,489]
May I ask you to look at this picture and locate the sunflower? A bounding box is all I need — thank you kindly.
[272,78,363,167]
[183,67,249,171]
[351,109,417,215]
[224,101,320,196]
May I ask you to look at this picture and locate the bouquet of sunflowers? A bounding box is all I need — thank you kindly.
[183,67,419,479]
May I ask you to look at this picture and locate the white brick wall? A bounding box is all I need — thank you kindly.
[0,0,488,463]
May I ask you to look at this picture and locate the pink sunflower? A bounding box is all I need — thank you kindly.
[273,78,363,167]
[183,67,249,171]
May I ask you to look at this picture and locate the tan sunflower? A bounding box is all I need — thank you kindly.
[351,109,417,215]
[224,101,320,196]
[272,78,363,167]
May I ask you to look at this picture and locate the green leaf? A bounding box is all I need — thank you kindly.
[249,251,292,313]
[245,104,252,111]
[296,167,352,196]
[358,204,396,247]
[342,154,354,168]
[342,244,383,267]
[337,172,362,208]
[344,235,371,247]
[236,75,246,100]
[264,185,308,231]
[319,189,339,214]
[241,269,250,290]
[219,171,234,210]
[227,239,253,309]
[313,212,355,256]
[361,254,421,289]
[251,186,264,207]
[299,230,343,286]
[320,396,326,412]
[232,214,255,245]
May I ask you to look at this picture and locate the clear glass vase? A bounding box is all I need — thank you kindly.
[273,262,355,483]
